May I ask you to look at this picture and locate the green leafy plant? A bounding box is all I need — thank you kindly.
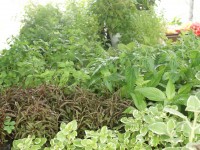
[135,79,190,106]
[90,0,165,46]
[10,76,200,150]
[3,116,15,134]
[0,109,15,145]
[12,135,46,150]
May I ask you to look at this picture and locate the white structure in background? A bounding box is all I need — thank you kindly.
[0,0,65,50]
[1,0,200,50]
[157,0,200,23]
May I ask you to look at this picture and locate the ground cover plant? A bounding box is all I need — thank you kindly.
[0,85,132,143]
[11,85,200,149]
[0,0,200,149]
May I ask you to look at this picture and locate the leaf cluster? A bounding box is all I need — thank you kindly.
[0,85,132,142]
[11,93,200,149]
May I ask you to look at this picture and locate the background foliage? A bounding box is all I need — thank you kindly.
[0,0,199,149]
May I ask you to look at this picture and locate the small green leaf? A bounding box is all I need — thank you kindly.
[149,122,167,135]
[73,139,83,147]
[9,121,16,126]
[136,87,166,101]
[56,132,66,142]
[143,115,155,124]
[166,80,175,100]
[186,96,200,112]
[167,119,176,134]
[123,106,135,114]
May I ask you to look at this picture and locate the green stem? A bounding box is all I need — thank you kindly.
[189,112,199,143]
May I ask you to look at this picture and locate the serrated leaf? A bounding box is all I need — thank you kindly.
[125,66,138,92]
[136,87,166,101]
[149,122,167,135]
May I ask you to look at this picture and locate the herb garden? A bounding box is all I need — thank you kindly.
[0,0,200,149]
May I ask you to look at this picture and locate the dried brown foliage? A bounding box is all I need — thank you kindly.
[0,85,132,139]
[0,108,6,144]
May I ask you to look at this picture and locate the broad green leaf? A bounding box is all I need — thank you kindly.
[149,136,160,147]
[125,66,138,91]
[131,92,146,110]
[136,87,166,101]
[173,94,189,105]
[164,108,187,119]
[186,96,200,112]
[181,122,191,136]
[148,122,167,135]
[147,67,165,87]
[104,79,113,92]
[166,80,175,100]
[178,84,192,94]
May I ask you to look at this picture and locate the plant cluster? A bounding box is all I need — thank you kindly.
[0,85,131,142]
[11,89,200,149]
[0,0,199,149]
[89,0,165,45]
[87,33,200,110]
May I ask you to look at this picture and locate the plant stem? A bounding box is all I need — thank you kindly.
[189,112,199,143]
